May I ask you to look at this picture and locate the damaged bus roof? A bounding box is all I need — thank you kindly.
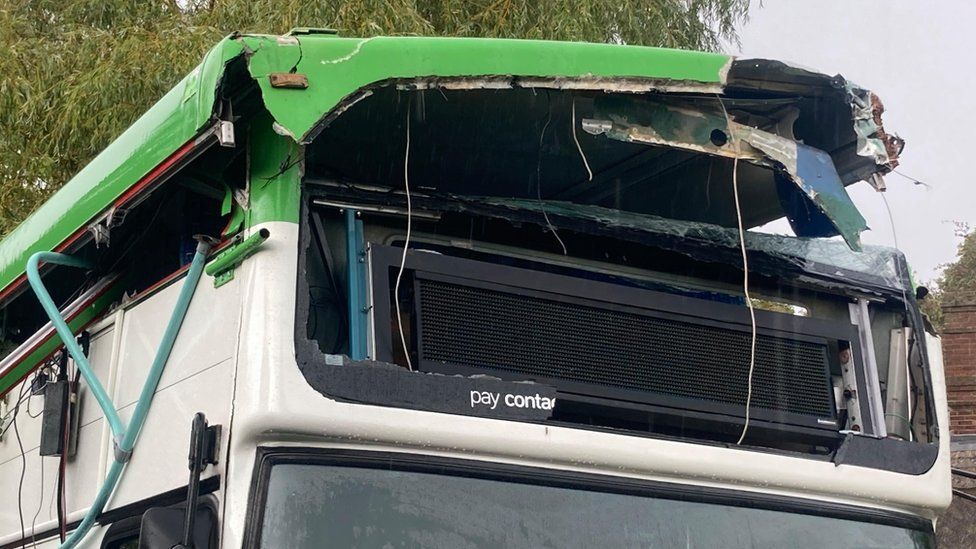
[0,31,903,304]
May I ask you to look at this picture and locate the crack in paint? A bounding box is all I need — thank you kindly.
[320,37,376,65]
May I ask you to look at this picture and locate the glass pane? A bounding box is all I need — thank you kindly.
[259,464,933,549]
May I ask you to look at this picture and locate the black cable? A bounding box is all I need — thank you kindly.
[906,335,922,441]
[58,414,68,542]
[259,145,302,184]
[24,366,50,420]
[25,393,42,419]
[29,447,44,547]
[58,350,79,543]
[890,169,931,189]
[13,380,29,548]
[0,390,31,439]
[57,443,66,543]
[0,396,27,438]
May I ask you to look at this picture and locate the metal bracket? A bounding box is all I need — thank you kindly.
[217,120,235,147]
[114,439,133,463]
[87,207,128,248]
[868,173,887,192]
[0,393,8,442]
[213,269,235,288]
[205,229,270,288]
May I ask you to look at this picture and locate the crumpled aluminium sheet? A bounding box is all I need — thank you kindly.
[584,95,869,250]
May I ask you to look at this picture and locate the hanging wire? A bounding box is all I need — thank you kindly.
[30,444,44,548]
[889,169,931,189]
[715,97,757,446]
[571,98,593,182]
[880,192,911,308]
[537,95,567,255]
[14,379,29,547]
[394,104,414,371]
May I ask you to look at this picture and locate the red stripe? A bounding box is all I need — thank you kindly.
[114,139,197,207]
[0,137,202,307]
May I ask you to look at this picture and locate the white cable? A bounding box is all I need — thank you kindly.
[881,193,899,250]
[537,107,568,255]
[732,153,757,446]
[881,191,913,440]
[881,192,910,308]
[717,98,757,446]
[394,109,414,371]
[571,99,593,182]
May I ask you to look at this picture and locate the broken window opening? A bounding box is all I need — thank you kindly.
[295,82,937,466]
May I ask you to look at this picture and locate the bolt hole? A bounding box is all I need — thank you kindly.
[710,129,729,147]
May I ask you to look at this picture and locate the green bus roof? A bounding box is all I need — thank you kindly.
[0,33,733,301]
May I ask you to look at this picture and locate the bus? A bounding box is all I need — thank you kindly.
[0,30,950,548]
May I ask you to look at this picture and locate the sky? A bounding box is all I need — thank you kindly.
[735,1,975,283]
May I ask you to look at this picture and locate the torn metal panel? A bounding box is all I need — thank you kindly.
[727,58,902,178]
[744,130,868,248]
[582,97,763,162]
[583,95,867,250]
[847,85,904,169]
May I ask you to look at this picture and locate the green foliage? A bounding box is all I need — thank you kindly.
[922,226,976,331]
[0,0,747,236]
[940,228,976,302]
[919,287,944,330]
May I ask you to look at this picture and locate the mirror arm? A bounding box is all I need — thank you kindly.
[175,412,221,549]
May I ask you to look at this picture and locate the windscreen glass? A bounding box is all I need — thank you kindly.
[258,463,933,549]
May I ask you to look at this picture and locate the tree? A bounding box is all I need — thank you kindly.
[921,224,976,330]
[0,0,748,237]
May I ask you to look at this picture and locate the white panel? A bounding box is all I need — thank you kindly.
[0,439,61,544]
[102,268,239,509]
[69,318,120,523]
[0,319,120,544]
[1,266,242,545]
[65,418,103,513]
[79,322,119,426]
[108,358,233,509]
[0,382,44,466]
[113,274,240,409]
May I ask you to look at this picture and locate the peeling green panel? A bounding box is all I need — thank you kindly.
[780,143,867,250]
[247,112,302,226]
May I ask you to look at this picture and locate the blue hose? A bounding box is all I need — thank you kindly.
[27,239,212,548]
[27,253,125,440]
